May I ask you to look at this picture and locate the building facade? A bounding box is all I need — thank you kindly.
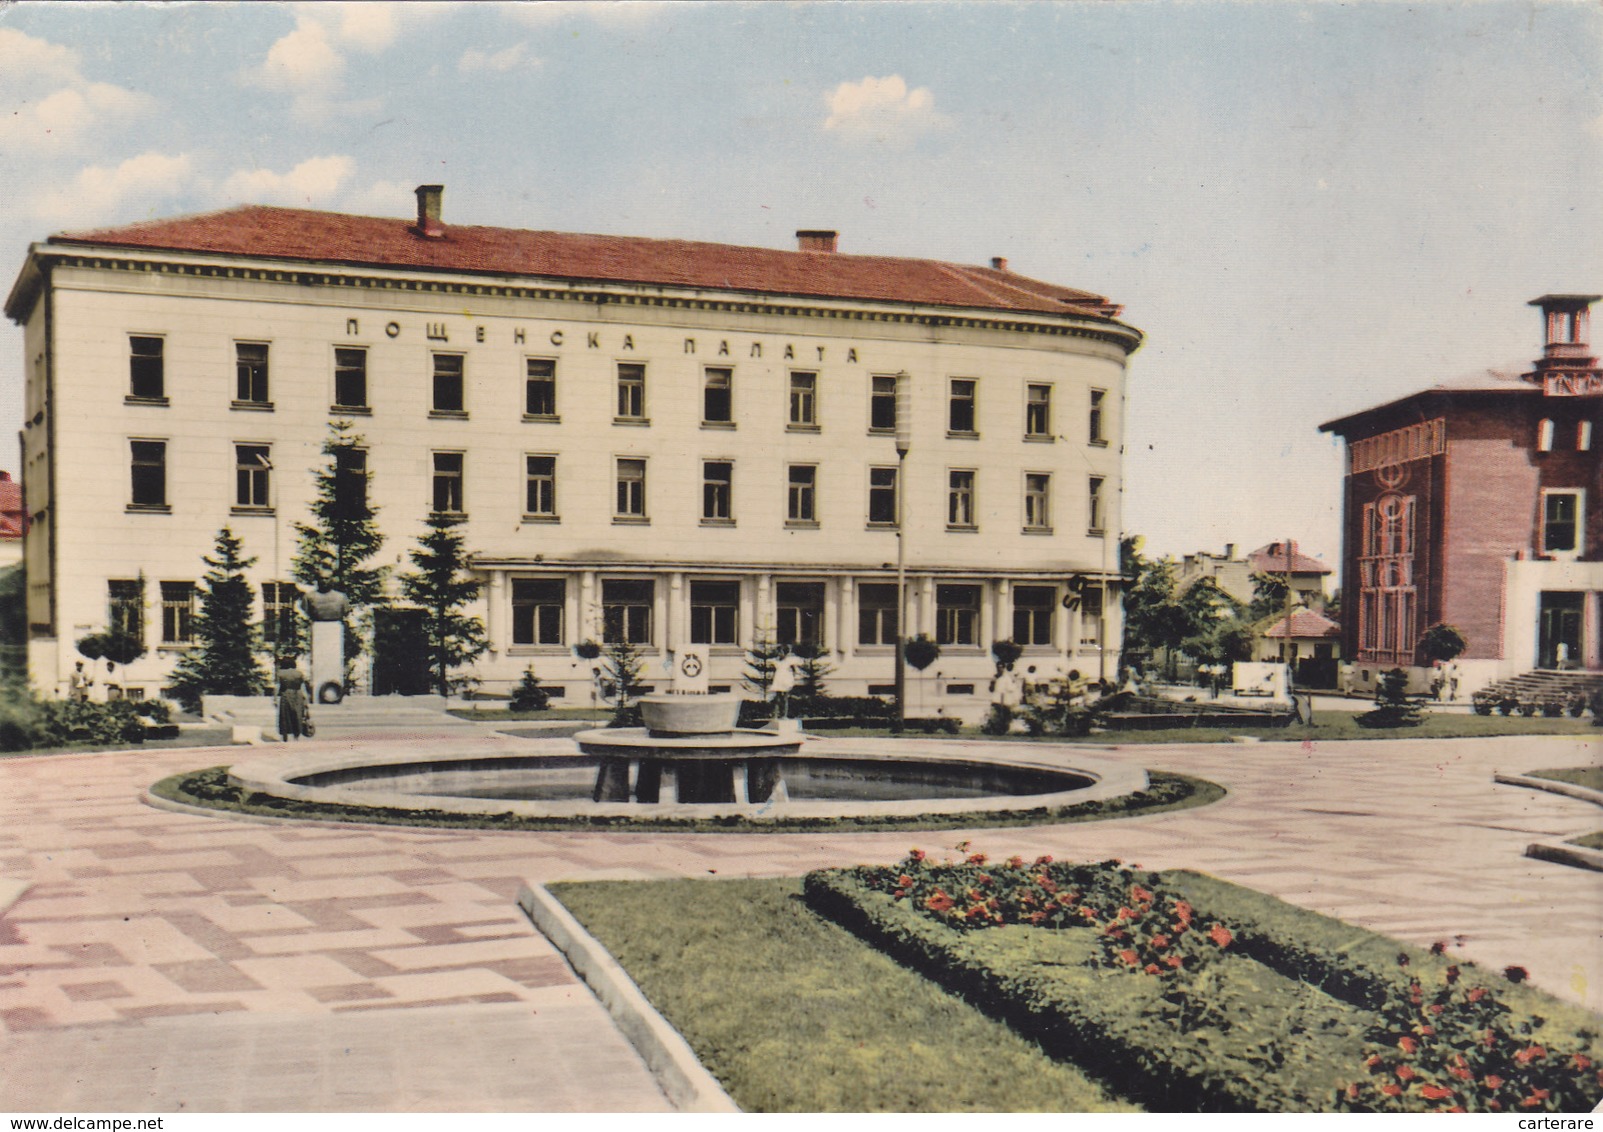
[6,187,1142,712]
[1320,295,1602,695]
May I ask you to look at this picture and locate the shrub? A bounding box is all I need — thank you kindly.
[906,717,960,735]
[1566,693,1587,719]
[981,703,1013,735]
[1518,701,1539,718]
[1592,688,1603,726]
[508,668,550,713]
[1540,699,1565,718]
[990,639,1023,672]
[904,635,940,672]
[572,639,602,661]
[790,695,892,722]
[1471,693,1496,717]
[1358,668,1423,728]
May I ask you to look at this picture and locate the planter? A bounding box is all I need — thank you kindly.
[639,692,741,736]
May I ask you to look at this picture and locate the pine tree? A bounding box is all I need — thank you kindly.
[601,637,646,727]
[168,528,267,710]
[398,512,488,696]
[742,624,787,709]
[789,641,834,713]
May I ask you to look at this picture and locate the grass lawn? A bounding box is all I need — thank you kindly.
[1528,765,1603,793]
[1,727,235,758]
[549,876,1138,1112]
[448,706,609,722]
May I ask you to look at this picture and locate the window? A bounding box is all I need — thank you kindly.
[702,461,733,522]
[512,579,565,645]
[1089,389,1107,444]
[936,584,981,646]
[789,371,817,427]
[160,581,196,644]
[334,347,367,409]
[1581,421,1595,452]
[235,444,271,508]
[1543,491,1581,554]
[525,358,557,418]
[1013,585,1056,646]
[332,446,367,518]
[1079,585,1104,647]
[525,455,556,517]
[432,452,464,513]
[703,367,733,424]
[235,343,269,405]
[432,353,464,413]
[1026,383,1052,437]
[108,579,144,640]
[602,579,653,644]
[129,336,164,400]
[1024,473,1052,530]
[787,465,816,524]
[1087,476,1106,533]
[616,457,646,518]
[948,379,977,434]
[130,440,167,508]
[262,582,299,645]
[616,363,646,420]
[857,583,899,645]
[948,469,976,528]
[868,466,898,525]
[870,375,897,432]
[690,581,739,645]
[777,582,825,648]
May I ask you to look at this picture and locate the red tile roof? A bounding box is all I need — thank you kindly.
[0,475,25,540]
[1246,541,1331,576]
[49,206,1130,323]
[1261,609,1341,639]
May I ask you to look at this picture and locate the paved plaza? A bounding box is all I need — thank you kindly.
[0,707,1599,1112]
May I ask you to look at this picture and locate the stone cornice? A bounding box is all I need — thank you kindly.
[11,244,1145,355]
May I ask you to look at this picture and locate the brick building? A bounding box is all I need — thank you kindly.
[6,187,1141,710]
[1320,295,1601,695]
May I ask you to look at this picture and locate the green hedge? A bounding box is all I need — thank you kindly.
[805,867,1603,1113]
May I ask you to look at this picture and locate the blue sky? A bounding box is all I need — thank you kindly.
[1,0,1598,569]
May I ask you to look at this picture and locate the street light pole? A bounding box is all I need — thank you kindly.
[893,372,911,733]
[255,452,282,649]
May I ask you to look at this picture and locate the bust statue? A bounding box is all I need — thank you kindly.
[302,586,351,622]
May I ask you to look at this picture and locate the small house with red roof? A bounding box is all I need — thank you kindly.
[0,471,24,568]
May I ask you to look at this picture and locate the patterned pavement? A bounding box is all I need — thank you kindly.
[0,714,1599,1112]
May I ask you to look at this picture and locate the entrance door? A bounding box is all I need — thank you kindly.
[1538,592,1585,669]
[372,608,433,695]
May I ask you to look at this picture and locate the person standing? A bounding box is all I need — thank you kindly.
[276,657,310,741]
[69,661,93,703]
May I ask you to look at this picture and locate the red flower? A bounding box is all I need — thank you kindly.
[1144,963,1161,975]
[1116,906,1135,921]
[1118,949,1139,966]
[965,852,988,865]
[1467,987,1487,1002]
[1174,900,1193,923]
[1150,934,1170,950]
[1482,1075,1504,1090]
[1208,923,1233,948]
[1430,940,1447,955]
[1420,1025,1435,1037]
[1130,884,1154,904]
[1514,1046,1546,1065]
[1427,1003,1443,1015]
[1398,1036,1419,1055]
[1345,1083,1360,1100]
[1033,854,1053,866]
[897,874,915,888]
[1419,1085,1453,1101]
[975,874,993,887]
[924,889,955,913]
[909,848,926,862]
[1164,955,1183,969]
[1380,1084,1402,1097]
[1445,964,1460,983]
[1005,855,1024,869]
[1449,1067,1473,1082]
[1487,1101,1503,1112]
[1572,1054,1592,1070]
[1396,1065,1416,1082]
[1364,1055,1382,1069]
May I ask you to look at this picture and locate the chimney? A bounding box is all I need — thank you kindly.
[414,184,445,239]
[991,257,1009,272]
[796,229,838,253]
[1223,543,1235,560]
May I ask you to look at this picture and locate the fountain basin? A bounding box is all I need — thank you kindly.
[639,692,742,736]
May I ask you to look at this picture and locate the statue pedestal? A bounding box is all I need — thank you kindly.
[310,621,344,701]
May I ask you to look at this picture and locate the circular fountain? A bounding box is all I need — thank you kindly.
[577,692,802,804]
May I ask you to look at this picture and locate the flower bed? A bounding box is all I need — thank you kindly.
[804,853,1603,1112]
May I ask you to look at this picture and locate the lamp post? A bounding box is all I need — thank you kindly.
[254,452,283,649]
[893,372,911,733]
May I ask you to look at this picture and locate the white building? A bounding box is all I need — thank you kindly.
[6,187,1142,712]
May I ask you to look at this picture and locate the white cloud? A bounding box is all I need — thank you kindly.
[340,179,419,218]
[255,19,345,97]
[246,4,446,121]
[501,2,664,28]
[458,42,541,74]
[0,29,154,153]
[219,156,357,207]
[823,74,946,145]
[31,152,196,228]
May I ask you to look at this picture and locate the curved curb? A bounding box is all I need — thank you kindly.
[517,882,739,1113]
[1526,841,1603,873]
[1494,772,1603,808]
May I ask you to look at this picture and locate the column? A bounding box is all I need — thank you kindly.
[756,574,772,634]
[485,570,505,655]
[666,572,684,653]
[838,577,856,661]
[918,577,935,639]
[1586,591,1602,670]
[979,580,996,651]
[823,581,839,655]
[1058,589,1074,659]
[578,570,597,642]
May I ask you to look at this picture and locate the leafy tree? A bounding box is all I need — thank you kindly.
[398,512,488,696]
[292,421,387,678]
[1248,571,1291,622]
[1120,539,1195,678]
[168,528,268,710]
[1418,623,1467,664]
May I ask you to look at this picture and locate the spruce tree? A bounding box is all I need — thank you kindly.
[742,625,787,711]
[398,511,487,696]
[168,528,267,710]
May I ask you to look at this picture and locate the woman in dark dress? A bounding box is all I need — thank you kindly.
[276,658,310,740]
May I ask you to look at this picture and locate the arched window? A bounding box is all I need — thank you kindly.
[1537,418,1555,452]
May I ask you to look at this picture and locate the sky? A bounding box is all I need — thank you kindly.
[0,0,1598,573]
